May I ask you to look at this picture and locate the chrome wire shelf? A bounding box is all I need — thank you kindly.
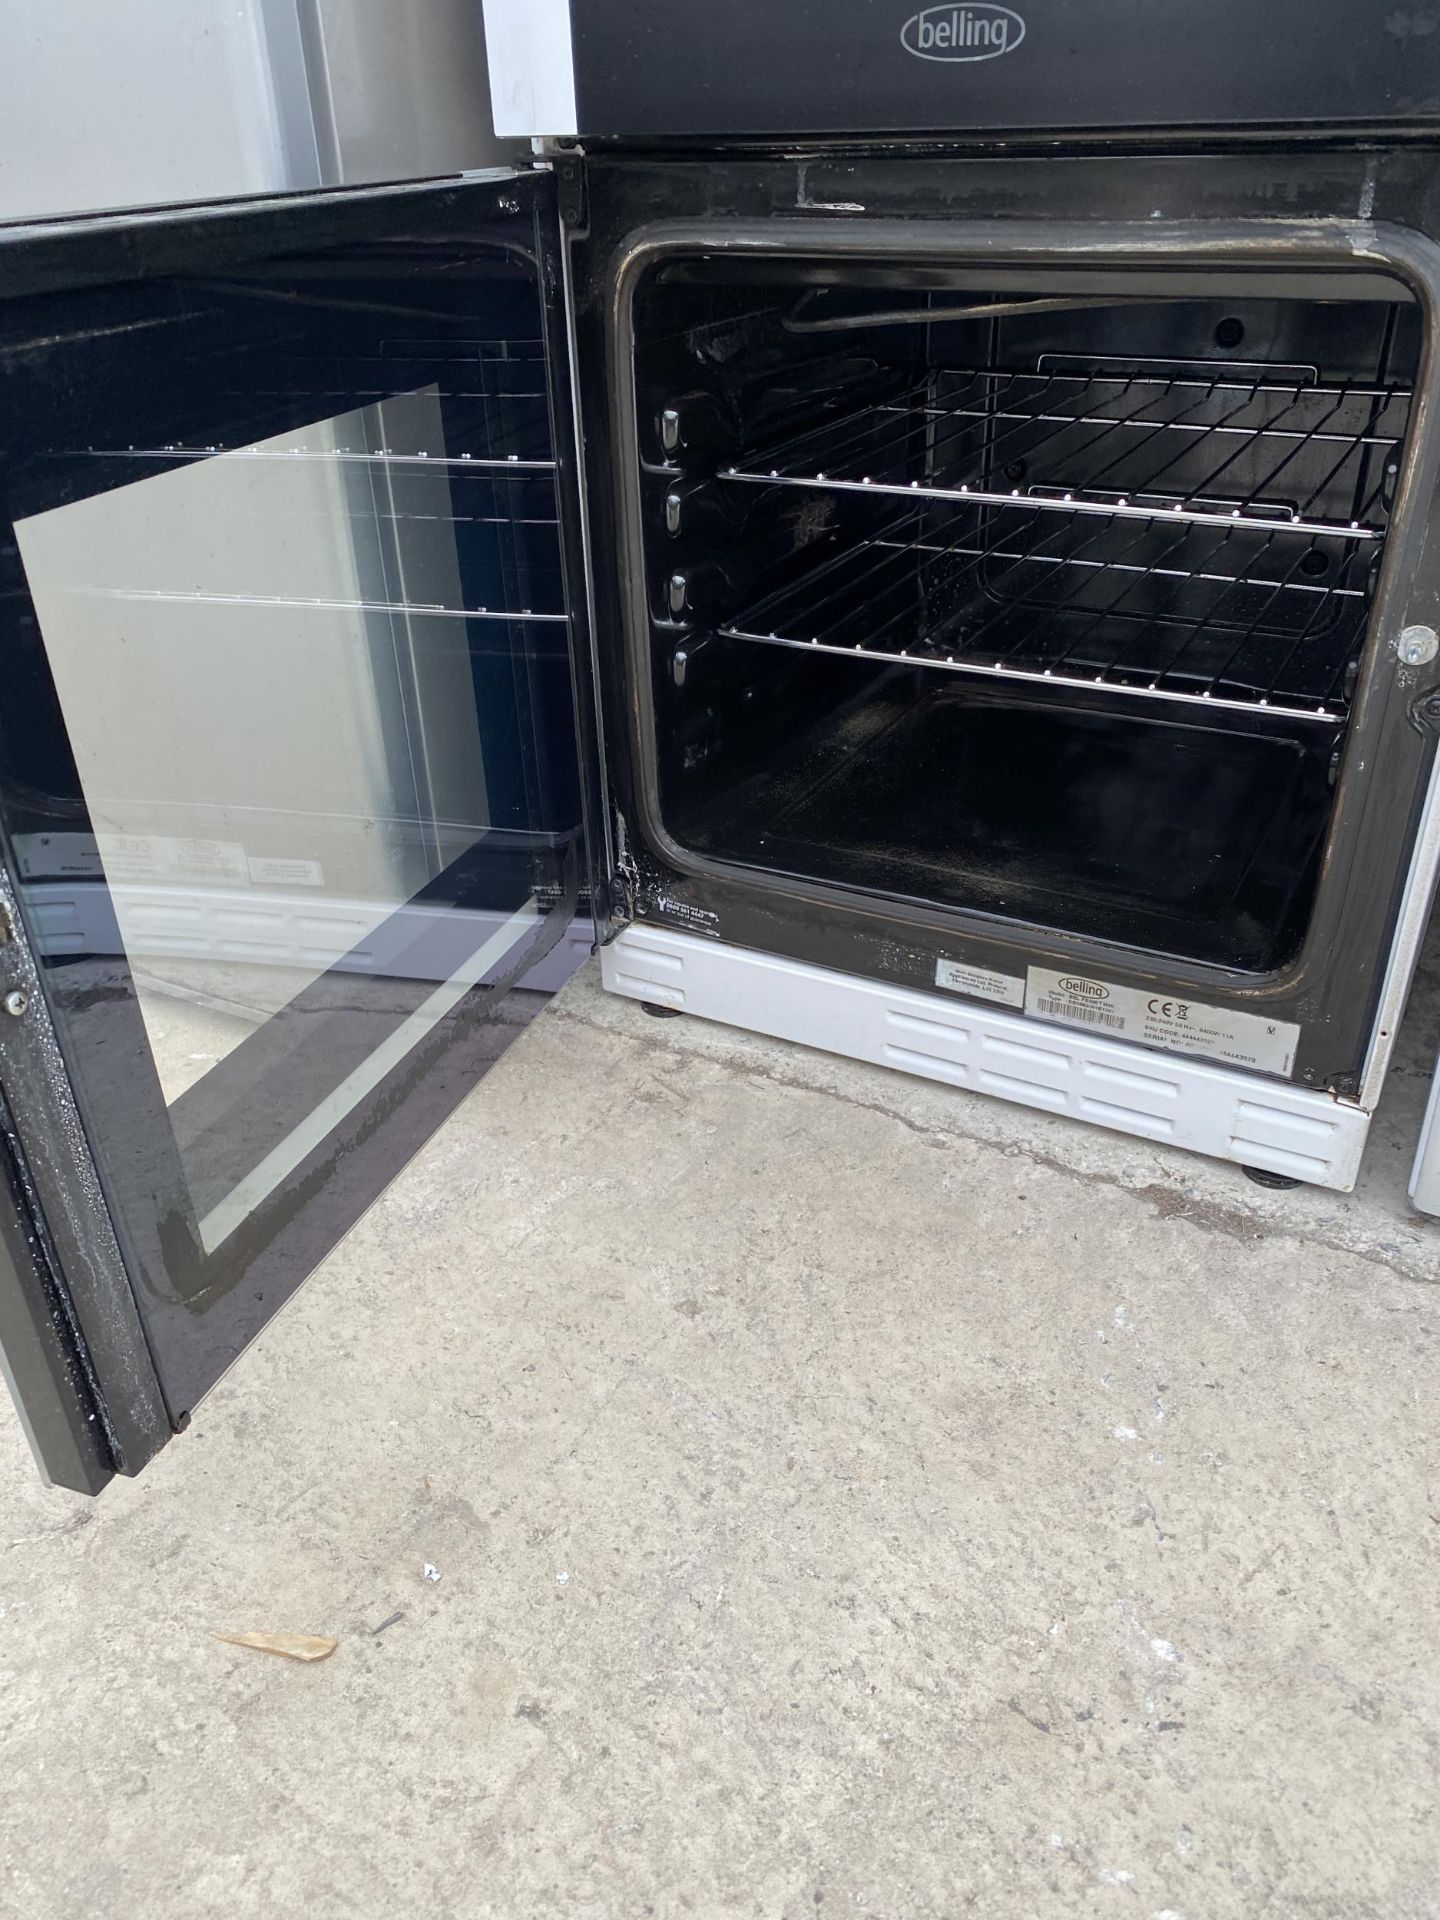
[718,504,1376,723]
[175,340,556,467]
[76,396,556,472]
[721,364,1412,542]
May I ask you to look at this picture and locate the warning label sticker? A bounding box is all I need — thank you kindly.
[935,957,1026,1008]
[1024,967,1299,1077]
[100,833,250,885]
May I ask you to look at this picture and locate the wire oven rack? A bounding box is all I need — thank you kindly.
[718,504,1376,722]
[720,364,1412,543]
[51,338,567,629]
[126,338,561,470]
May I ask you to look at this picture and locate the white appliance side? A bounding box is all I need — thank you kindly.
[12,401,483,953]
[0,2,520,224]
[1411,1055,1440,1215]
[306,0,524,183]
[601,925,1371,1192]
[1360,753,1440,1109]
[0,0,303,222]
[480,0,578,138]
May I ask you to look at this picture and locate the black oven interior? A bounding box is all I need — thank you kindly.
[629,260,1423,974]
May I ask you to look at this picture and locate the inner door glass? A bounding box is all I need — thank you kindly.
[0,184,588,1417]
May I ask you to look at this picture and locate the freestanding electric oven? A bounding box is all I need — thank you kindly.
[1,0,1438,1490]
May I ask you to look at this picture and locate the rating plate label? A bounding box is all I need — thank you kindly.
[1025,967,1299,1077]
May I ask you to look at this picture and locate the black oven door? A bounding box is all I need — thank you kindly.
[0,172,605,1491]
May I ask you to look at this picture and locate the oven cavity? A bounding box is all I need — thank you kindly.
[629,264,1421,975]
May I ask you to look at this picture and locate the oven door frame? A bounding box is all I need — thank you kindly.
[574,183,1440,1098]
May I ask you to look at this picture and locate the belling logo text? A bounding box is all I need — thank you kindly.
[901,4,1026,61]
[1058,977,1110,1000]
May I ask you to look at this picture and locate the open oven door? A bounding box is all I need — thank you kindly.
[1412,1040,1440,1216]
[0,171,607,1491]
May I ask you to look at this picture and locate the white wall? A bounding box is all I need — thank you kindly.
[0,0,295,221]
[0,0,515,224]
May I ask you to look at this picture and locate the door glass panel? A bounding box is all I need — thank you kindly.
[0,185,588,1416]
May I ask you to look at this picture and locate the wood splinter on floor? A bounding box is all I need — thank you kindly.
[213,1631,338,1662]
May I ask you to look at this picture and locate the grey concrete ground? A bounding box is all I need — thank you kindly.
[1,945,1438,1919]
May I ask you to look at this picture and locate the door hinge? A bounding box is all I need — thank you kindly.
[610,810,638,927]
[556,159,587,230]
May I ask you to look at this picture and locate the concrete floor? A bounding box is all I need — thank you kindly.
[1,950,1438,1919]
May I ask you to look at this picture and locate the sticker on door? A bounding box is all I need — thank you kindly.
[1025,967,1300,1077]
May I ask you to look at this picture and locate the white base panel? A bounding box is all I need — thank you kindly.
[602,926,1371,1192]
[23,881,593,995]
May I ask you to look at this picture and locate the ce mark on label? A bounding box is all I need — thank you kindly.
[1147,998,1191,1022]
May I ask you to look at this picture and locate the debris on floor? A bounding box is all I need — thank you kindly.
[212,1631,338,1662]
